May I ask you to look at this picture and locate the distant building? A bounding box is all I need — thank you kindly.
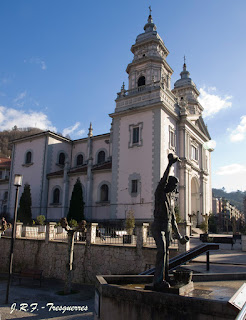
[7,14,213,224]
[212,196,244,232]
[212,197,220,214]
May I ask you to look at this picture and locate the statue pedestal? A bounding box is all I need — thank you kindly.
[95,274,240,320]
[145,281,194,295]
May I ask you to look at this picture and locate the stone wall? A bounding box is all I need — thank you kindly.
[1,222,190,284]
[0,237,164,284]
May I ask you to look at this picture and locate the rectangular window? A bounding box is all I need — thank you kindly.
[191,145,198,161]
[131,180,138,193]
[0,171,2,179]
[129,122,143,148]
[169,127,176,150]
[132,127,139,144]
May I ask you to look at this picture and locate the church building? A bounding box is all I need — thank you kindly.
[7,13,212,225]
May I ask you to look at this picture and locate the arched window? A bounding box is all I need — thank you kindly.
[138,76,145,87]
[100,184,109,202]
[53,188,60,204]
[58,152,65,165]
[76,154,83,166]
[25,151,32,164]
[97,151,105,164]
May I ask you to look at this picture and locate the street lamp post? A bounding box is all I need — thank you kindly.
[5,174,23,304]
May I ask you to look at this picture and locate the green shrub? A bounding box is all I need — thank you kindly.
[36,215,45,225]
[200,220,208,233]
[69,219,78,228]
[208,214,217,233]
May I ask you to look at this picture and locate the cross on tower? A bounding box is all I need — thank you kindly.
[149,6,152,15]
[184,55,186,64]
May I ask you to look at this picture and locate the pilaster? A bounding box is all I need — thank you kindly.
[61,161,69,218]
[86,126,93,220]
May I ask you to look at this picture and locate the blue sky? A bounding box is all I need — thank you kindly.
[0,0,246,191]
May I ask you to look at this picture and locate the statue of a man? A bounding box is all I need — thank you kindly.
[152,153,189,290]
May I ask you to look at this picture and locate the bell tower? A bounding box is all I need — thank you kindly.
[110,12,178,222]
[126,13,173,91]
[172,60,203,121]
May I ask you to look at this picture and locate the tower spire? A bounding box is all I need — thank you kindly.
[88,122,93,137]
[183,55,187,72]
[144,10,156,32]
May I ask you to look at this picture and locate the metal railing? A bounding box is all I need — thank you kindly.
[95,225,136,246]
[145,227,178,248]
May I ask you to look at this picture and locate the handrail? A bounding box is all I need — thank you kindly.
[140,243,219,275]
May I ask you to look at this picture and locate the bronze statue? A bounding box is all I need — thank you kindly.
[152,153,189,290]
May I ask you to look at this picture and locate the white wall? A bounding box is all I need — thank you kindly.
[116,110,153,220]
[9,136,46,218]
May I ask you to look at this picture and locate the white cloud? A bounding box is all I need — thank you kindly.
[0,105,56,131]
[213,163,246,191]
[13,91,40,109]
[25,57,47,70]
[216,163,246,176]
[62,122,85,138]
[229,115,246,142]
[77,129,86,136]
[13,91,27,107]
[198,87,232,118]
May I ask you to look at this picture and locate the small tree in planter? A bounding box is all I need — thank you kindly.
[69,219,78,228]
[36,215,46,233]
[17,183,32,225]
[208,214,218,233]
[60,218,87,294]
[123,210,135,244]
[55,221,63,234]
[200,221,208,233]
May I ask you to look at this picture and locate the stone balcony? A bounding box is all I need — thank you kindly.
[115,81,177,114]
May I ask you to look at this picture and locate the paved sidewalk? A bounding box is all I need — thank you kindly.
[186,235,246,274]
[0,278,94,320]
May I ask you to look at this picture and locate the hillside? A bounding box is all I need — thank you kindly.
[0,126,43,158]
[212,188,246,212]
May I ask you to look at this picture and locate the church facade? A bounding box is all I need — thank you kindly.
[7,14,212,225]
